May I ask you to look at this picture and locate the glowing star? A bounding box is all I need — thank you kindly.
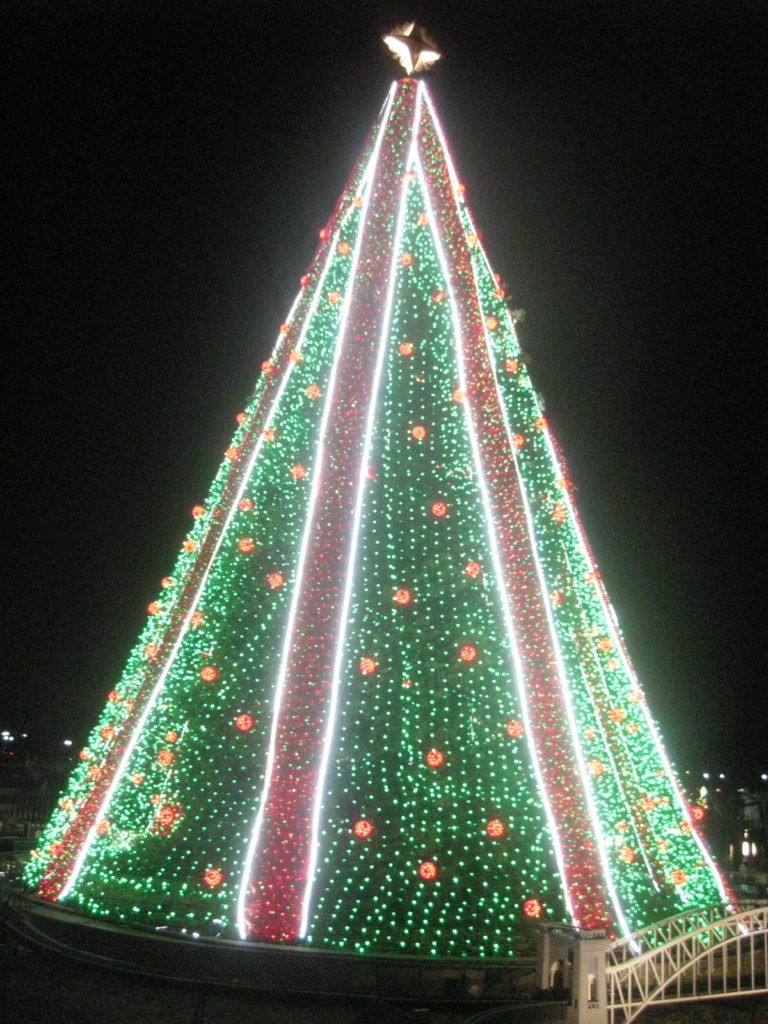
[383,23,441,75]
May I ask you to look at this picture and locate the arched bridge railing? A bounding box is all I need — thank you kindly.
[605,904,768,1024]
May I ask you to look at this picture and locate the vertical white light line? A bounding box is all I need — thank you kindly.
[236,84,399,939]
[412,83,577,922]
[298,88,424,938]
[60,85,400,907]
[465,259,632,938]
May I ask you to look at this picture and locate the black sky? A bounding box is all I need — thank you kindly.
[5,1,766,780]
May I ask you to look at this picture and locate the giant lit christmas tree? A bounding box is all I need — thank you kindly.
[26,34,729,959]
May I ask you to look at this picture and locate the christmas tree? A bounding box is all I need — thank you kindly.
[25,47,729,958]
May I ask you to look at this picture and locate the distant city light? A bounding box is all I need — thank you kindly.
[63,739,73,747]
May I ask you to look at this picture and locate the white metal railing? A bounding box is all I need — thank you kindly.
[605,905,768,1024]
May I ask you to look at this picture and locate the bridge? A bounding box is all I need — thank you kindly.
[539,903,768,1023]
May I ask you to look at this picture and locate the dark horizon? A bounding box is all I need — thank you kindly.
[5,1,766,781]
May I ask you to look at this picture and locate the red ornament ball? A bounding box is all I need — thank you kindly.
[238,498,254,512]
[236,412,247,425]
[418,860,438,882]
[691,805,705,822]
[485,316,499,331]
[671,869,687,886]
[95,820,110,836]
[190,611,204,627]
[182,540,196,553]
[506,720,524,738]
[100,725,114,741]
[398,342,414,357]
[225,447,239,462]
[203,868,223,888]
[261,360,274,375]
[431,501,447,518]
[147,601,160,616]
[238,537,255,553]
[235,714,254,732]
[200,666,218,683]
[411,424,427,441]
[328,290,341,305]
[306,384,321,399]
[290,464,306,480]
[486,819,505,839]
[459,644,477,663]
[431,290,445,304]
[425,748,444,768]
[164,730,178,743]
[504,359,519,375]
[267,572,285,589]
[512,433,525,448]
[191,504,205,518]
[263,428,276,442]
[156,749,174,767]
[353,819,374,839]
[359,657,376,675]
[337,241,350,255]
[464,561,481,578]
[399,252,413,266]
[393,588,412,606]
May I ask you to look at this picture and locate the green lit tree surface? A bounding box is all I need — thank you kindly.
[25,79,729,957]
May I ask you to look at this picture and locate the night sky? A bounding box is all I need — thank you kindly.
[5,1,766,781]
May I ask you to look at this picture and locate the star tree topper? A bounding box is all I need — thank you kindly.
[383,23,441,75]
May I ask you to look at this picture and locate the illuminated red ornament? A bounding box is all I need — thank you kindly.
[399,252,413,267]
[261,360,274,375]
[225,447,239,462]
[398,341,414,356]
[606,657,619,670]
[616,821,629,833]
[200,665,218,683]
[417,212,428,226]
[457,183,466,197]
[164,730,178,743]
[505,359,519,375]
[318,228,328,240]
[512,433,525,448]
[485,316,499,331]
[131,773,143,786]
[418,861,438,882]
[279,322,290,334]
[550,590,563,605]
[523,898,542,919]
[99,725,114,741]
[161,576,174,589]
[680,820,691,834]
[641,796,656,812]
[410,424,427,441]
[359,657,376,675]
[353,196,363,209]
[534,416,547,430]
[402,678,413,688]
[337,241,350,255]
[588,759,604,777]
[597,637,612,653]
[431,289,445,304]
[493,285,506,299]
[156,749,174,767]
[289,349,302,363]
[626,721,639,735]
[466,232,478,247]
[366,465,376,480]
[156,805,178,827]
[353,819,374,839]
[628,689,642,704]
[182,539,196,553]
[290,464,306,480]
[425,748,444,768]
[431,501,447,518]
[107,689,121,703]
[300,274,309,287]
[464,561,481,578]
[609,707,626,724]
[393,588,412,606]
[147,601,160,616]
[306,384,321,399]
[264,428,276,442]
[328,290,341,305]
[552,502,567,523]
[583,727,596,741]
[671,869,687,887]
[238,498,254,512]
[486,819,505,839]
[87,765,101,780]
[452,389,465,403]
[459,645,477,663]
[618,846,636,864]
[191,504,205,518]
[60,797,73,811]
[144,644,159,658]
[190,611,204,627]
[584,570,600,584]
[95,820,110,836]
[235,714,254,732]
[506,720,524,738]
[267,572,285,589]
[691,805,705,822]
[203,868,223,888]
[238,537,255,553]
